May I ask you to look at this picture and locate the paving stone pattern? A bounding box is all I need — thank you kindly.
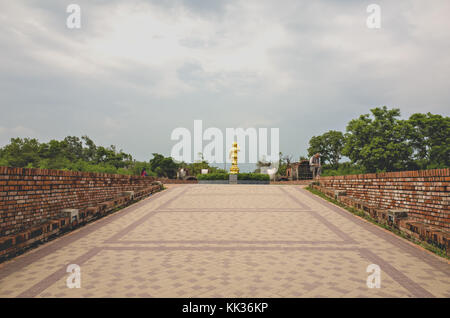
[0,185,449,298]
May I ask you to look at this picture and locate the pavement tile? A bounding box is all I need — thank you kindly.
[0,185,448,298]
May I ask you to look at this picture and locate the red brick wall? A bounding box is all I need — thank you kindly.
[0,167,158,236]
[318,168,450,230]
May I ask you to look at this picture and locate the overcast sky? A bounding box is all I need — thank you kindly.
[1,0,449,166]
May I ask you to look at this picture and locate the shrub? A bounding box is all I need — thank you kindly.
[239,173,270,181]
[197,173,229,180]
[197,173,269,181]
[320,162,365,176]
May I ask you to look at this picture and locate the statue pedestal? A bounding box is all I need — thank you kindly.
[229,174,238,184]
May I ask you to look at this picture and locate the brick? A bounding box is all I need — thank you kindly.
[319,168,449,231]
[0,167,163,236]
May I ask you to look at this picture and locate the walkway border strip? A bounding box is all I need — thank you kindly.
[0,187,176,281]
[299,187,450,276]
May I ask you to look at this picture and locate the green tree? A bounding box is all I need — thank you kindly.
[188,161,211,175]
[276,152,292,177]
[130,161,155,177]
[62,136,84,161]
[407,113,450,169]
[0,135,140,175]
[342,106,414,173]
[308,130,345,168]
[178,159,226,176]
[81,135,97,162]
[149,153,179,178]
[0,138,41,167]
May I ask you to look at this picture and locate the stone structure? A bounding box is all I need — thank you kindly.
[285,160,312,180]
[317,168,449,231]
[229,174,238,184]
[0,167,160,236]
[176,168,198,181]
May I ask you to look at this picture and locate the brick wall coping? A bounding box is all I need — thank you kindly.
[0,166,155,180]
[318,168,449,180]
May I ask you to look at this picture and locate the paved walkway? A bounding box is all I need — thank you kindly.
[0,185,449,298]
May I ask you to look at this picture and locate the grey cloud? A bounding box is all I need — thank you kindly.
[0,0,449,168]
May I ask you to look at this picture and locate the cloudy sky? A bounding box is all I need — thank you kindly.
[1,0,449,167]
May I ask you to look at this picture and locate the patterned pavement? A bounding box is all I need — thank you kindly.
[0,184,449,298]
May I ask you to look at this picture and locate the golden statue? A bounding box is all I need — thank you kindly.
[228,142,240,174]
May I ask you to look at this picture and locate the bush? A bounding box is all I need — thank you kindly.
[237,173,270,181]
[197,173,229,180]
[320,162,365,176]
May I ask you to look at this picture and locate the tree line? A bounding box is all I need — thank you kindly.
[148,153,226,178]
[0,136,141,175]
[307,107,449,175]
[1,107,448,177]
[0,136,224,177]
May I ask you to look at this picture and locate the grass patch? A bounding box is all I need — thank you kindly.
[306,186,449,260]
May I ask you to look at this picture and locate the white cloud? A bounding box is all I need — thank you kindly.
[0,0,449,162]
[0,125,36,139]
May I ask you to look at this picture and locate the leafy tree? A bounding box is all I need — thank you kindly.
[308,130,345,168]
[149,153,179,178]
[407,113,450,169]
[0,138,41,168]
[129,161,155,177]
[276,152,292,176]
[342,106,414,173]
[177,159,226,176]
[62,136,84,161]
[0,136,142,175]
[81,135,97,162]
[188,161,212,175]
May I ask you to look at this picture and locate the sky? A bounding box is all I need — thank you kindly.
[1,0,449,169]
